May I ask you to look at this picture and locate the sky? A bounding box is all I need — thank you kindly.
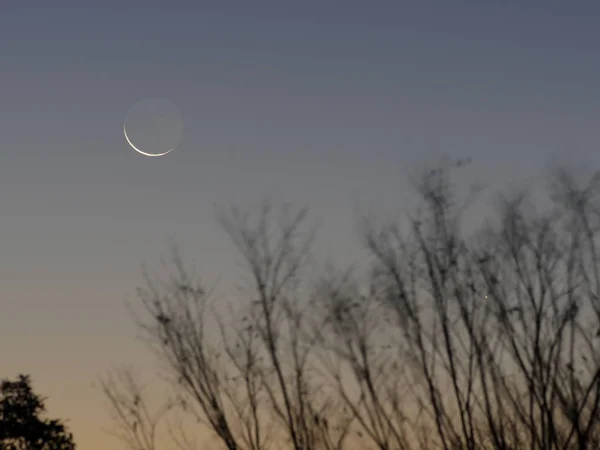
[1,1,600,448]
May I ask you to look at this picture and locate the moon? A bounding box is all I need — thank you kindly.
[123,125,175,157]
[123,98,184,157]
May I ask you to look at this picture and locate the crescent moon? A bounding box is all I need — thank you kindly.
[123,125,176,157]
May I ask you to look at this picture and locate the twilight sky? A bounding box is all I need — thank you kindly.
[1,2,600,448]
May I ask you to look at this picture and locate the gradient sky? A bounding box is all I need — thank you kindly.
[2,2,600,448]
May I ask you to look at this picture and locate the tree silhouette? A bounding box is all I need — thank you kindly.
[0,374,76,450]
[102,160,600,449]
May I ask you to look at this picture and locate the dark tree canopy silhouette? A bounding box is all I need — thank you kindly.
[0,374,76,450]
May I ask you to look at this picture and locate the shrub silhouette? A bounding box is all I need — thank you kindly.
[0,374,75,450]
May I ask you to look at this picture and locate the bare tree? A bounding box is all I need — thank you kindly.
[314,267,413,450]
[102,201,339,450]
[214,303,276,450]
[360,160,600,449]
[100,366,173,450]
[217,200,336,450]
[102,160,600,450]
